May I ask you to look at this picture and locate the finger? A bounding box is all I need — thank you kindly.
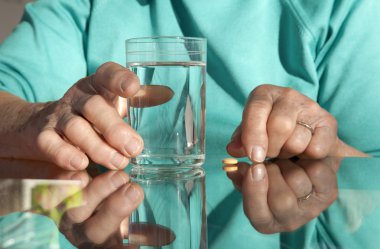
[128,85,175,108]
[226,162,250,191]
[226,125,246,158]
[303,125,336,159]
[92,62,141,98]
[37,129,89,170]
[241,163,274,233]
[241,90,272,163]
[83,183,144,245]
[266,102,298,158]
[128,223,176,247]
[76,94,143,159]
[56,171,91,188]
[278,123,312,158]
[297,159,338,199]
[276,160,313,199]
[57,114,130,170]
[295,159,338,219]
[265,163,298,224]
[65,171,129,223]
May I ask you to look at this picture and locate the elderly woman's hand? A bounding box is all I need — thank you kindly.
[227,158,340,234]
[54,170,143,248]
[1,62,144,170]
[227,84,367,162]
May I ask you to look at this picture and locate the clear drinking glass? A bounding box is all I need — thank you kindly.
[125,37,206,167]
[128,167,207,249]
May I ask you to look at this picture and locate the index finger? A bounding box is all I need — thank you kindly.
[241,163,274,233]
[241,88,273,162]
[92,62,141,98]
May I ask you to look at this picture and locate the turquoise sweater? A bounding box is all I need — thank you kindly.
[1,0,380,248]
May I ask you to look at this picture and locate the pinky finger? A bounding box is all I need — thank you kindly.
[37,129,89,170]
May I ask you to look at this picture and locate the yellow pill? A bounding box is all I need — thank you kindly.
[222,158,238,165]
[223,165,238,172]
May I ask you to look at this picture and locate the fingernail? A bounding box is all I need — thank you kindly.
[111,172,127,189]
[251,164,265,181]
[125,184,140,203]
[111,152,127,169]
[250,146,266,163]
[70,155,84,169]
[125,137,142,156]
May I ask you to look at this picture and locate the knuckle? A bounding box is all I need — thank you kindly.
[63,116,86,133]
[306,164,325,180]
[270,194,295,214]
[37,131,70,167]
[284,138,307,154]
[282,87,297,97]
[110,68,126,83]
[292,178,312,194]
[243,99,272,119]
[326,115,338,130]
[253,84,274,94]
[268,115,293,135]
[305,101,320,113]
[125,69,139,84]
[305,144,328,158]
[97,61,117,74]
[82,95,106,115]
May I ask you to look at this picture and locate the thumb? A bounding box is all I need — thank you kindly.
[242,164,274,231]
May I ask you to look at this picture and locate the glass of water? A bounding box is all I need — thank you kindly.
[128,166,207,249]
[125,37,206,167]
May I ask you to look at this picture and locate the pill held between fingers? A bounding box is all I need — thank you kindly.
[222,158,238,165]
[223,165,238,172]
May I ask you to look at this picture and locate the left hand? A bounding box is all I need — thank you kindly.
[227,158,340,234]
[227,84,367,162]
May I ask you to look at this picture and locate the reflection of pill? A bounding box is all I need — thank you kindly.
[222,158,238,165]
[223,165,238,172]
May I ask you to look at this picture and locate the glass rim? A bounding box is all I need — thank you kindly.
[125,36,206,44]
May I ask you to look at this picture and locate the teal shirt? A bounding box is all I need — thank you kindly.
[1,0,380,248]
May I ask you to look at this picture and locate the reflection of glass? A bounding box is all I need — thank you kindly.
[126,37,206,167]
[128,167,207,249]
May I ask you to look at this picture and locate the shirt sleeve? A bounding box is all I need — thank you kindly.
[0,0,91,102]
[291,0,380,155]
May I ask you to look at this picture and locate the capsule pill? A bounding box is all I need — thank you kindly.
[222,158,238,165]
[223,165,238,172]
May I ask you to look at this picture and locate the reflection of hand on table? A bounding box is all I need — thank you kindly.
[54,170,174,248]
[226,158,340,233]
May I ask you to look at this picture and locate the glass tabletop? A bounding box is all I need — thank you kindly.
[1,155,379,249]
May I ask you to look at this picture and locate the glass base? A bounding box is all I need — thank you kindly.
[131,154,205,167]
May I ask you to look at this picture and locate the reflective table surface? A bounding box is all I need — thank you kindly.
[1,155,380,249]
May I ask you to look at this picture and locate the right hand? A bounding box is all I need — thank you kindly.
[226,158,340,234]
[22,62,144,170]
